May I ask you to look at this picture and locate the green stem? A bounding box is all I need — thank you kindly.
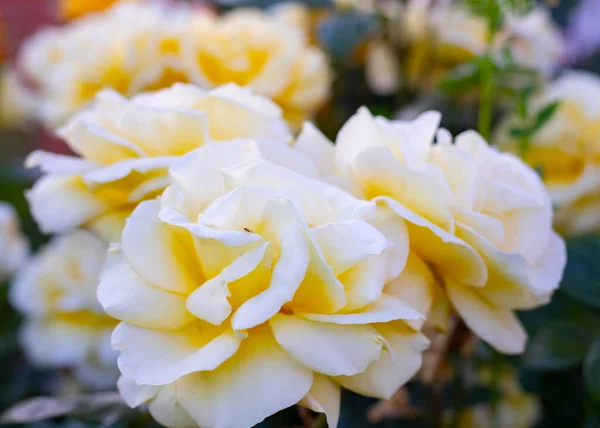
[478,52,494,141]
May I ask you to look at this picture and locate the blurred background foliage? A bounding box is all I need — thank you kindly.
[0,0,600,427]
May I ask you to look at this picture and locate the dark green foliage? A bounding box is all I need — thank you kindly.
[561,235,600,310]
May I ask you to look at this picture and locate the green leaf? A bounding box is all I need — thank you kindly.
[317,11,378,61]
[523,307,600,371]
[508,126,530,139]
[561,235,600,310]
[585,336,600,403]
[531,100,561,133]
[439,60,482,94]
[516,84,535,119]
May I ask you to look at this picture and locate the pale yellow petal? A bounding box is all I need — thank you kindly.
[446,281,527,354]
[112,322,241,385]
[335,322,429,399]
[269,313,384,376]
[98,249,195,330]
[176,325,313,428]
[121,200,201,294]
[299,374,341,428]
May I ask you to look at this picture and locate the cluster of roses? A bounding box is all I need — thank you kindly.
[2,1,584,427]
[9,78,565,427]
[18,1,330,129]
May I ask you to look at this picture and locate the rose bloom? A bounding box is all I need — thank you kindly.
[26,83,290,242]
[294,107,566,354]
[97,136,429,427]
[182,9,331,129]
[497,71,600,236]
[9,230,118,388]
[404,2,563,90]
[0,202,28,281]
[18,1,196,127]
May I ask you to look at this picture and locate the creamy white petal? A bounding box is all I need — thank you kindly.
[384,253,436,330]
[312,219,387,276]
[295,121,336,176]
[98,250,195,330]
[107,105,209,157]
[335,323,429,399]
[176,326,313,428]
[379,196,488,287]
[148,383,197,428]
[117,375,159,408]
[26,175,109,234]
[221,158,334,227]
[168,140,263,217]
[299,374,341,428]
[527,231,566,295]
[186,243,268,325]
[58,118,146,164]
[25,150,100,175]
[334,107,384,176]
[113,322,241,386]
[82,157,175,186]
[270,313,384,376]
[232,199,310,331]
[354,145,455,231]
[371,204,410,281]
[298,293,423,324]
[122,200,201,294]
[256,140,319,178]
[446,281,527,354]
[160,206,262,247]
[337,254,389,312]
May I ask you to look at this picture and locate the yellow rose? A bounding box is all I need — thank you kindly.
[26,83,291,242]
[9,230,118,388]
[19,1,196,127]
[497,71,600,236]
[97,136,429,427]
[295,107,566,354]
[182,9,331,129]
[0,203,28,281]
